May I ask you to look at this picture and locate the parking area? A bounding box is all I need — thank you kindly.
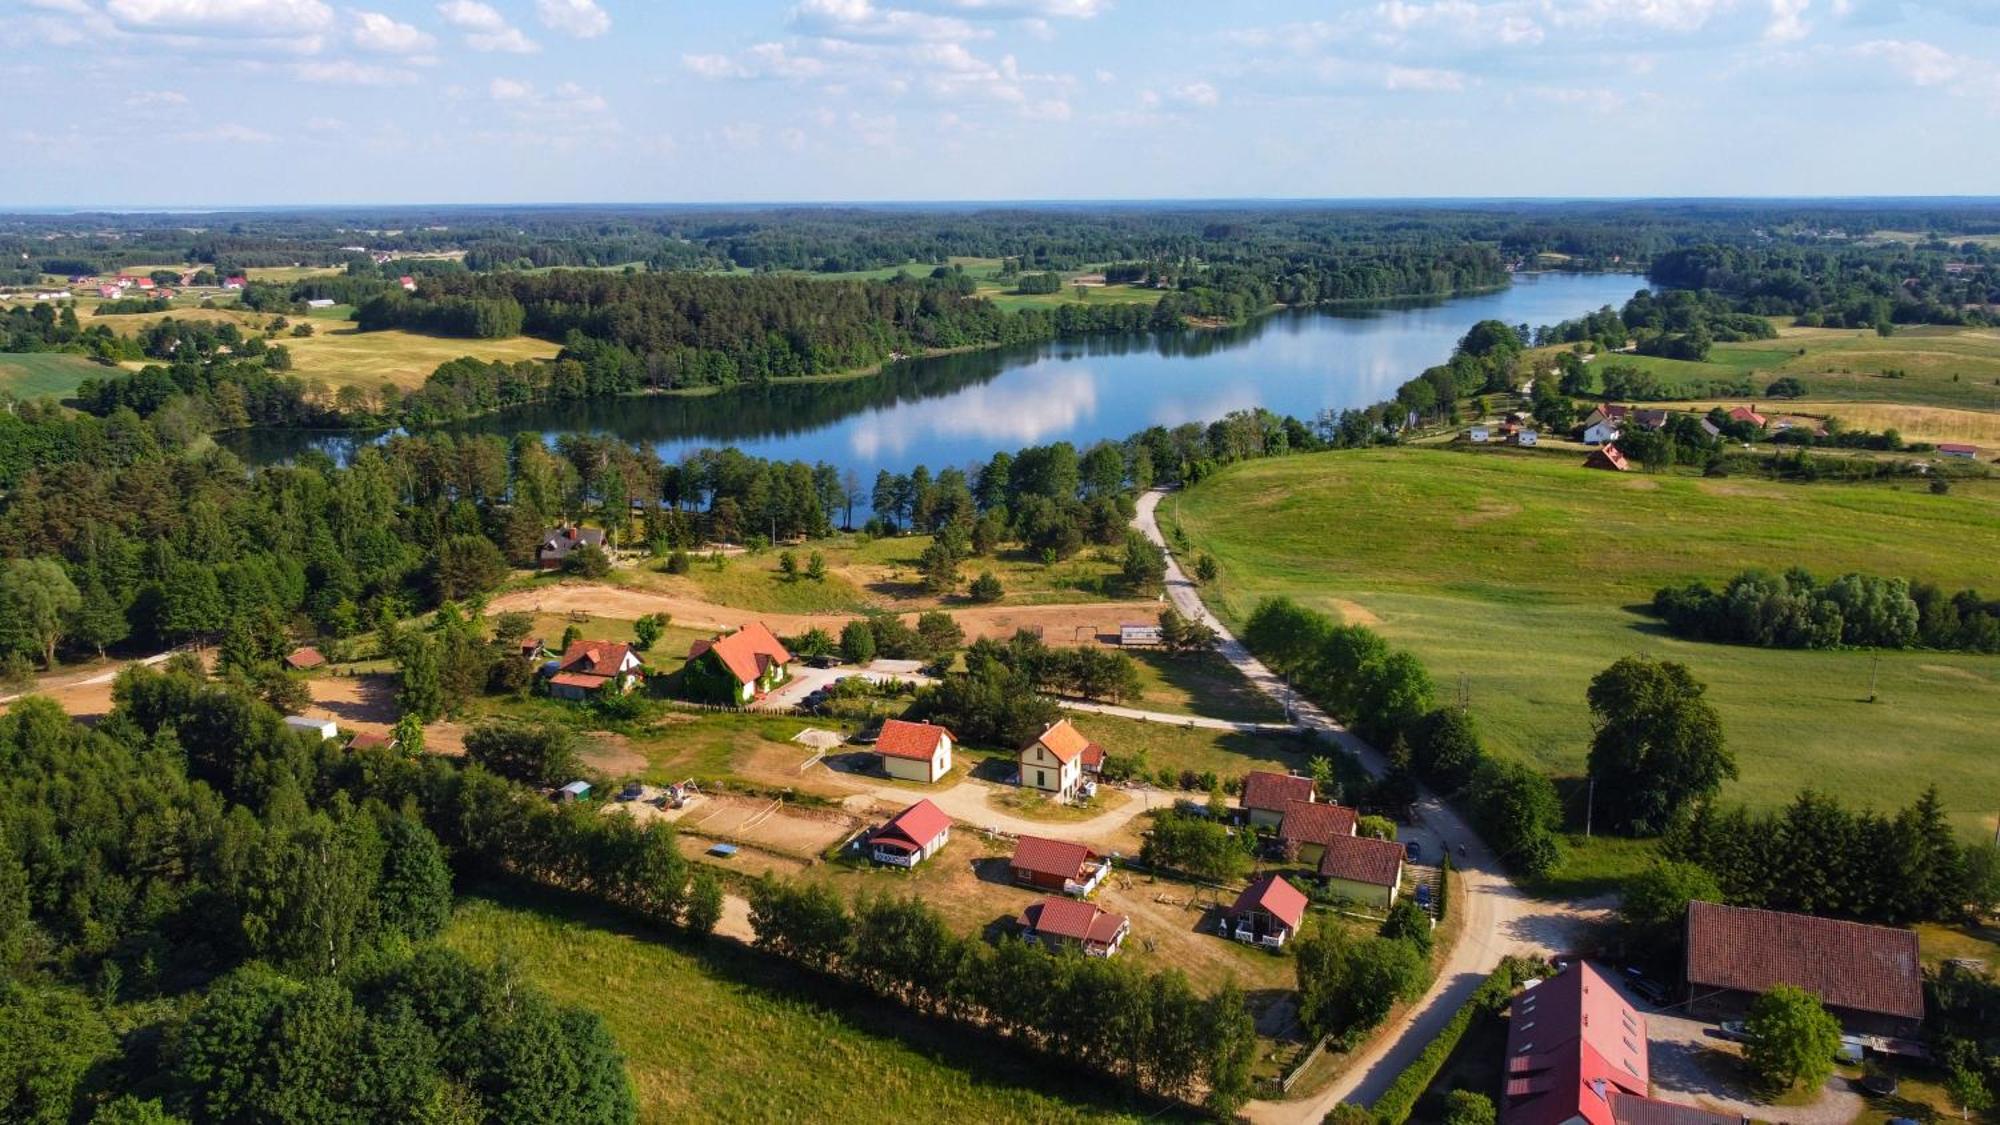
[749,660,938,713]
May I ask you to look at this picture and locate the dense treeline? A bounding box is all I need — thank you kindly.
[1241,597,1564,877]
[745,877,1259,1115]
[0,301,143,364]
[1663,787,1975,924]
[1531,287,1779,359]
[1649,242,1995,328]
[1653,567,2000,652]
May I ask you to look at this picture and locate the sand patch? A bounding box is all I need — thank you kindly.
[1327,598,1383,627]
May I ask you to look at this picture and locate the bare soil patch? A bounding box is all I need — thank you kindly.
[303,672,399,732]
[580,732,647,776]
[1327,598,1382,627]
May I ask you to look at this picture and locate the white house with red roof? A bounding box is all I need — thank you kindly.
[868,799,952,867]
[874,718,953,784]
[399,275,417,291]
[685,621,792,704]
[1020,897,1129,957]
[1018,718,1098,801]
[541,639,644,700]
[223,276,247,290]
[1225,873,1309,948]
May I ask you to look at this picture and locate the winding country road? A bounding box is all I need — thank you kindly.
[1132,489,1599,1123]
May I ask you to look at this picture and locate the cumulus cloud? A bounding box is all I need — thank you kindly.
[928,0,1108,16]
[536,0,609,38]
[1385,64,1468,91]
[437,0,537,52]
[791,0,986,43]
[1765,0,1812,41]
[296,58,415,84]
[351,10,434,53]
[104,0,333,36]
[1170,80,1218,106]
[1850,37,1988,88]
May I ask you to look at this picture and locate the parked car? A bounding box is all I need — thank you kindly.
[618,782,644,801]
[1859,1068,1898,1096]
[1405,840,1422,860]
[1717,1020,1749,1042]
[1837,1035,1868,1065]
[1622,967,1667,1006]
[1415,884,1433,909]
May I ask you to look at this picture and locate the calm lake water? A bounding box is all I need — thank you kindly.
[229,272,1643,478]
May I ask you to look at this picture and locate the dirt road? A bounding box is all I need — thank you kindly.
[1134,489,1598,1122]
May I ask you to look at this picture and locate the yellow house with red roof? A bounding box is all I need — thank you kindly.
[1018,718,1095,801]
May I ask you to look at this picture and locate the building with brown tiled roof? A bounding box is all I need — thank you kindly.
[284,646,327,670]
[1224,873,1309,948]
[1684,901,1923,1034]
[542,639,644,700]
[1020,897,1129,957]
[537,525,606,569]
[874,719,954,783]
[1277,799,1358,865]
[1316,834,1407,908]
[1241,770,1316,828]
[1010,835,1108,896]
[1584,444,1631,472]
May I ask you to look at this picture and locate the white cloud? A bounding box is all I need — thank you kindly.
[1170,80,1218,106]
[104,0,333,36]
[792,0,986,43]
[536,0,608,38]
[1765,0,1811,41]
[1020,97,1070,119]
[352,10,434,53]
[928,0,1107,16]
[295,58,414,84]
[488,75,534,100]
[125,88,188,106]
[720,122,763,149]
[682,42,828,80]
[1385,65,1468,91]
[437,0,537,52]
[1850,37,1988,88]
[174,121,274,143]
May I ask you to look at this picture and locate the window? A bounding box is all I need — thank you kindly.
[1036,769,1046,787]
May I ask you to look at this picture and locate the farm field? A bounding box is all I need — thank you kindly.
[1164,446,2000,839]
[282,320,559,389]
[445,891,1144,1124]
[0,351,110,399]
[780,255,1166,312]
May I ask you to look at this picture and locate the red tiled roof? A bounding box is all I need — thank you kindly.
[1028,718,1091,765]
[1231,873,1308,932]
[872,799,951,853]
[1022,897,1127,946]
[285,646,326,669]
[549,672,611,690]
[1503,962,1649,1125]
[347,732,396,751]
[697,622,792,686]
[1608,1092,1745,1125]
[1080,742,1106,770]
[1317,834,1405,887]
[1242,770,1315,813]
[1938,442,1979,454]
[876,719,951,761]
[1278,800,1357,847]
[1585,445,1630,472]
[1728,406,1767,426]
[1684,901,1923,1020]
[557,640,636,676]
[1011,835,1095,881]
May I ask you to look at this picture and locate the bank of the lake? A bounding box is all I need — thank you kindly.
[226,272,1644,481]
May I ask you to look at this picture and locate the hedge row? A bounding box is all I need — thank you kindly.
[1360,956,1543,1125]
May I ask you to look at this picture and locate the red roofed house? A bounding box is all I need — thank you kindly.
[1505,962,1656,1125]
[541,639,644,701]
[684,621,792,704]
[1020,897,1130,957]
[1019,718,1098,801]
[97,284,121,299]
[1010,835,1109,897]
[869,799,952,867]
[133,277,155,290]
[1241,770,1316,829]
[399,275,417,291]
[1684,900,1923,1035]
[1277,799,1358,866]
[1224,873,1309,948]
[1727,405,1767,428]
[874,718,954,784]
[1584,445,1631,472]
[1937,442,1979,459]
[1317,834,1408,908]
[284,646,327,671]
[223,276,246,290]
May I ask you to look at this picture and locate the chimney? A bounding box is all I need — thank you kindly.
[566,526,578,541]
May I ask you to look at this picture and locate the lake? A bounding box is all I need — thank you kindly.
[228,271,1643,477]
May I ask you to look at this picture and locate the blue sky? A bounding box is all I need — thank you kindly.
[2,0,1996,206]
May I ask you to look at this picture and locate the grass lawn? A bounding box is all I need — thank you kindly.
[0,351,111,399]
[444,889,1146,1124]
[1126,649,1287,724]
[283,321,559,390]
[1067,713,1347,791]
[1165,446,2000,847]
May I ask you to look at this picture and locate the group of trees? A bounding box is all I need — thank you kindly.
[1141,808,1253,882]
[0,301,142,364]
[745,878,1260,1115]
[1293,908,1434,1047]
[1648,242,1996,329]
[1654,567,2000,653]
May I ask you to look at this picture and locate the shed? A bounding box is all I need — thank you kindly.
[283,715,339,741]
[284,646,327,670]
[1119,622,1163,646]
[556,780,593,802]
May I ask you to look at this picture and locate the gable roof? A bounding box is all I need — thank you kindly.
[1278,800,1357,847]
[1022,897,1128,945]
[1503,962,1650,1125]
[1684,901,1923,1020]
[1728,405,1767,426]
[872,799,952,852]
[538,525,605,558]
[284,646,326,669]
[1011,835,1095,881]
[1231,873,1308,932]
[876,719,951,761]
[1938,442,1979,454]
[556,639,637,676]
[1584,445,1630,472]
[1317,833,1406,887]
[695,622,792,686]
[1027,718,1091,765]
[347,731,396,751]
[1242,770,1315,813]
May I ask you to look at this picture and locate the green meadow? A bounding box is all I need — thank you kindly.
[1165,446,2000,841]
[0,351,110,400]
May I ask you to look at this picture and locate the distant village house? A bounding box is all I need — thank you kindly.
[541,639,644,700]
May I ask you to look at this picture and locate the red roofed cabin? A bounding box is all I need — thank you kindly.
[1241,770,1316,829]
[1683,900,1923,1036]
[284,646,327,671]
[399,275,417,291]
[1277,799,1357,866]
[684,622,792,704]
[537,525,606,569]
[1019,718,1101,802]
[1937,442,1979,459]
[874,719,953,783]
[540,640,643,700]
[1317,834,1407,908]
[1020,897,1129,958]
[1727,405,1767,428]
[868,799,952,867]
[1010,835,1110,897]
[1583,445,1630,472]
[1224,873,1308,948]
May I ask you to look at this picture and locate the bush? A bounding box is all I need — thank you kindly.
[839,619,876,664]
[564,543,612,578]
[1744,984,1841,1092]
[968,571,1004,603]
[1442,1090,1496,1125]
[663,550,691,575]
[1370,957,1544,1125]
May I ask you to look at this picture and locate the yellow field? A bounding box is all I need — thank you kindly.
[1807,402,2000,446]
[284,321,559,389]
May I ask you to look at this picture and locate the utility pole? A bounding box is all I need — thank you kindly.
[1585,776,1595,839]
[1868,654,1880,703]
